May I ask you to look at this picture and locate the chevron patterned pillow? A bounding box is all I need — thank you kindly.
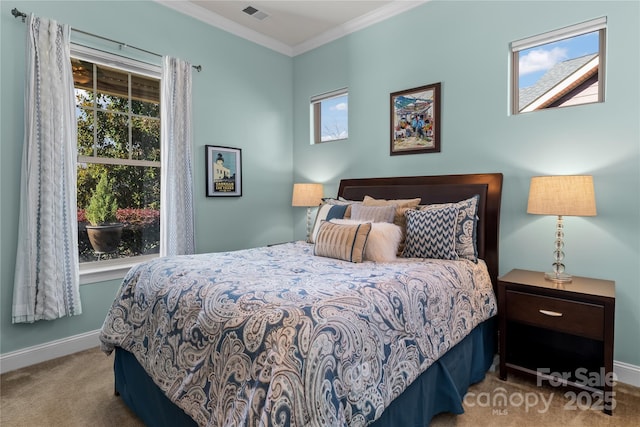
[402,206,459,259]
[419,195,479,262]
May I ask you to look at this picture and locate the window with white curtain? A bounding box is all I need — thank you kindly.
[310,88,348,144]
[71,46,162,281]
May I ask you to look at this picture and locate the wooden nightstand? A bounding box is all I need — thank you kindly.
[498,269,615,414]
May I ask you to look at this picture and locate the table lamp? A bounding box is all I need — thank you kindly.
[292,183,323,242]
[527,175,597,283]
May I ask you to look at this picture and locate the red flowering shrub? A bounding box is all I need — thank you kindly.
[77,208,160,262]
[115,208,160,225]
[77,208,160,225]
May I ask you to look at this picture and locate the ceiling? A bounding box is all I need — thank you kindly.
[158,1,428,56]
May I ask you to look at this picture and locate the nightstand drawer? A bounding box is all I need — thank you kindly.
[506,290,604,340]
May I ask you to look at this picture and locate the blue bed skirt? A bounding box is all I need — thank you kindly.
[114,318,495,426]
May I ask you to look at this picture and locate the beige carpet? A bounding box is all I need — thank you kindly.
[1,347,639,426]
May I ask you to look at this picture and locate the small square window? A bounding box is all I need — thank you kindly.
[310,88,348,143]
[511,17,606,114]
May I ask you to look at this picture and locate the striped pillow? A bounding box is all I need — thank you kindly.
[350,204,396,223]
[314,221,372,263]
[331,219,402,262]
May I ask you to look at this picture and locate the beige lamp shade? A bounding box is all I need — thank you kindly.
[292,183,324,207]
[527,175,597,216]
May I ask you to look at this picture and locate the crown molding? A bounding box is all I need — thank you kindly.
[292,1,429,56]
[154,0,294,56]
[155,0,429,57]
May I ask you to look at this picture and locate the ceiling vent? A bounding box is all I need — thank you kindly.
[242,5,269,21]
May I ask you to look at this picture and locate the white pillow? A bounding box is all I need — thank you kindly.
[330,219,402,262]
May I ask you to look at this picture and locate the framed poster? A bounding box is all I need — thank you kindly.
[205,145,242,197]
[390,82,441,155]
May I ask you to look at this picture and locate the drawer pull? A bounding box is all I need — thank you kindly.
[539,309,563,317]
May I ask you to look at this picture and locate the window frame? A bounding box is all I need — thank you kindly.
[511,17,607,115]
[71,44,162,284]
[310,88,348,144]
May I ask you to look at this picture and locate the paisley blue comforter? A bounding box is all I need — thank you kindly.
[100,242,496,427]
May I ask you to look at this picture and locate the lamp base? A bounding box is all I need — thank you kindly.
[305,207,313,243]
[544,271,572,283]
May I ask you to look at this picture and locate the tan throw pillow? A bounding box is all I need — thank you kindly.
[362,196,422,208]
[314,221,372,263]
[362,196,421,224]
[362,196,421,255]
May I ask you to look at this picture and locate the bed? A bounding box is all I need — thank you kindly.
[100,172,503,427]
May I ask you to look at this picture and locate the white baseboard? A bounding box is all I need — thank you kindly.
[614,360,640,388]
[0,329,101,374]
[1,330,639,389]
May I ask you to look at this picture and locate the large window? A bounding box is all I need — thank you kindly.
[310,88,348,143]
[72,50,161,270]
[511,17,606,114]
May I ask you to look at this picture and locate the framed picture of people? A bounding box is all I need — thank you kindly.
[205,145,242,197]
[390,82,441,155]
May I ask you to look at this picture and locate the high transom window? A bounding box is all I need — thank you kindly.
[511,17,606,114]
[310,88,348,144]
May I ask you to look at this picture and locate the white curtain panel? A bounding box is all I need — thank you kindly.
[13,14,81,323]
[160,56,195,256]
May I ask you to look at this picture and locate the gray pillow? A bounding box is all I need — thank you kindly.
[350,204,396,223]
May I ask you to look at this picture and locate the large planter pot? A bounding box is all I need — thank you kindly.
[86,223,124,254]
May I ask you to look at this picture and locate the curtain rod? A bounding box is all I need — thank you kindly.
[11,8,202,72]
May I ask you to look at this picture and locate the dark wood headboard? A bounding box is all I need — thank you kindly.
[337,173,503,290]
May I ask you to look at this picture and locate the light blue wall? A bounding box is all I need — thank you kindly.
[293,1,640,366]
[2,0,638,370]
[0,1,293,354]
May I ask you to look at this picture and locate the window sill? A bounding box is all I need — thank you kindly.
[79,254,158,285]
